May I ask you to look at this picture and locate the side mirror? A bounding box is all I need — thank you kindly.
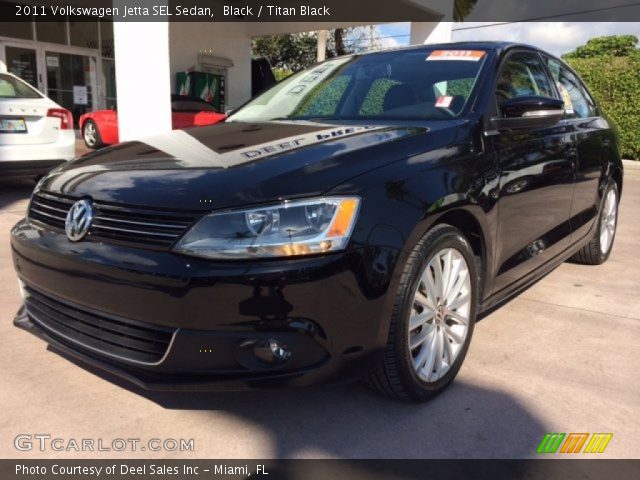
[489,95,564,132]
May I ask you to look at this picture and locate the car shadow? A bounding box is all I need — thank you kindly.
[0,179,34,212]
[51,346,548,459]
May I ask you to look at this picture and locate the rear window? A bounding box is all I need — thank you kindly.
[0,74,42,99]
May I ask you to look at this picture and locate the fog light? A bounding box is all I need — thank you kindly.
[269,339,292,361]
[247,338,294,365]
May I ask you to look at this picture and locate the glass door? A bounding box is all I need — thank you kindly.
[44,51,97,127]
[2,44,45,93]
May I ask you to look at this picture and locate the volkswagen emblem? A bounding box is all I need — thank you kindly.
[65,199,93,242]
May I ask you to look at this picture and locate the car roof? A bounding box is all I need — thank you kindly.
[350,41,544,58]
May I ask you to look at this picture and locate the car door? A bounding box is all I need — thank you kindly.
[490,50,577,293]
[544,56,609,244]
[95,109,119,144]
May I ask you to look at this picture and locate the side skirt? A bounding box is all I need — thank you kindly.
[479,227,594,314]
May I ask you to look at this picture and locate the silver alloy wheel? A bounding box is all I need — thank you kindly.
[84,122,97,146]
[409,248,472,383]
[599,189,617,255]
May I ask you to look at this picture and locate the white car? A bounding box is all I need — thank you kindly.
[0,66,75,179]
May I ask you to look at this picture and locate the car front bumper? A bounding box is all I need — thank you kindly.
[11,218,400,390]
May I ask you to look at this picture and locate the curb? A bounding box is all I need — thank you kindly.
[622,159,640,170]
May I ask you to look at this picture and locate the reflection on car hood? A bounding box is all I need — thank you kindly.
[40,120,457,210]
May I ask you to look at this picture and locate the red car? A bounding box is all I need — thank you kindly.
[79,96,226,149]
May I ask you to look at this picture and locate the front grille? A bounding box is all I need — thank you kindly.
[28,191,200,250]
[24,286,175,365]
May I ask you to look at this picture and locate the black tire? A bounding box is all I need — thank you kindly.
[364,224,479,402]
[82,119,104,149]
[570,181,619,265]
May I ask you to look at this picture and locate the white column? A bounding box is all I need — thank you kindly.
[317,30,328,62]
[113,4,171,141]
[410,21,453,45]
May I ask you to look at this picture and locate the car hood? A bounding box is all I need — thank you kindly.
[40,120,457,210]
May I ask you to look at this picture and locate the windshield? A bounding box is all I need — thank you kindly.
[228,48,488,123]
[0,73,42,99]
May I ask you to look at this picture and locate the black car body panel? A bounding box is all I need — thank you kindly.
[11,42,623,390]
[40,120,447,210]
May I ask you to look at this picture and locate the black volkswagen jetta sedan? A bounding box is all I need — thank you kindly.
[11,42,622,401]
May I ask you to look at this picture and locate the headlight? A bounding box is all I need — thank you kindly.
[173,196,360,259]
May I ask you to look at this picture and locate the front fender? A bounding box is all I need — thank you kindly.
[336,151,498,348]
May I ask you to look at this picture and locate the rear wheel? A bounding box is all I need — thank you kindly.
[82,120,103,149]
[570,181,619,265]
[365,224,478,402]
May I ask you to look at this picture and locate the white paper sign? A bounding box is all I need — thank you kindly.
[46,56,59,68]
[73,85,88,105]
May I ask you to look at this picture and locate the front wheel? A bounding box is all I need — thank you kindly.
[570,181,619,265]
[365,224,479,402]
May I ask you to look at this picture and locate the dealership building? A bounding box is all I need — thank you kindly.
[0,0,451,141]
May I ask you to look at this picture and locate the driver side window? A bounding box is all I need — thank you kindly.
[496,52,554,103]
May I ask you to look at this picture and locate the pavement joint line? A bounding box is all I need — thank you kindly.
[517,296,640,322]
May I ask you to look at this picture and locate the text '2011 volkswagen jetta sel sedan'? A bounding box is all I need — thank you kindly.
[11,42,622,401]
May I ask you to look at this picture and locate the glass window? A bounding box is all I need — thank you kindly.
[100,21,114,58]
[294,75,351,117]
[359,78,401,115]
[495,51,554,102]
[0,4,33,39]
[0,73,41,99]
[70,21,98,49]
[36,21,67,44]
[46,53,93,127]
[434,78,476,100]
[229,48,488,123]
[0,21,33,40]
[4,47,38,88]
[546,57,597,118]
[102,59,116,109]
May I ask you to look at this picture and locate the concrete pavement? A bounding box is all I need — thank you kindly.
[0,166,638,459]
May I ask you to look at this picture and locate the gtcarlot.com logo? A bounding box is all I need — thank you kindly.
[537,433,613,454]
[14,434,195,452]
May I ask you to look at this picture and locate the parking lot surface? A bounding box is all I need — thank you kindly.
[1,164,639,459]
